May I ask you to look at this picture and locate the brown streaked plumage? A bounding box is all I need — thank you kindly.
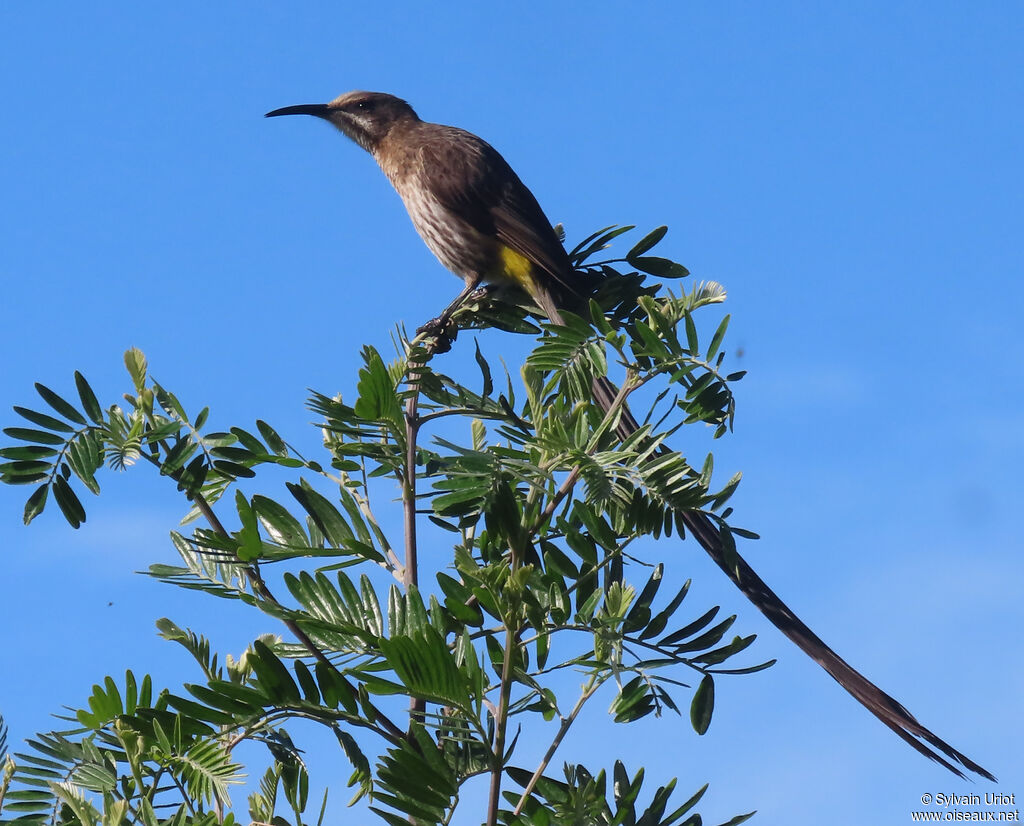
[267,91,582,314]
[266,91,994,781]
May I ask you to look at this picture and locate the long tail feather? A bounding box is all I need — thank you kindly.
[540,285,994,781]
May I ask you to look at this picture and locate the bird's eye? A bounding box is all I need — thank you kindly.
[356,100,374,111]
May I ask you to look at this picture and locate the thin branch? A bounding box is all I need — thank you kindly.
[486,621,517,826]
[530,466,581,537]
[139,450,407,745]
[402,375,420,593]
[528,365,639,537]
[512,674,606,816]
[487,495,531,826]
[404,345,425,729]
[336,468,404,574]
[167,772,198,817]
[222,519,407,742]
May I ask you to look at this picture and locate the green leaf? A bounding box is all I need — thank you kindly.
[572,502,619,551]
[638,580,690,641]
[154,385,189,423]
[252,495,308,547]
[23,483,48,524]
[705,314,731,362]
[0,445,59,460]
[250,640,301,703]
[373,724,457,823]
[627,225,668,258]
[360,574,384,637]
[353,346,402,427]
[0,459,52,476]
[610,676,655,723]
[404,585,430,636]
[124,347,148,392]
[671,616,736,654]
[176,735,244,804]
[14,406,76,433]
[35,383,88,425]
[0,471,48,485]
[708,659,776,676]
[214,459,256,479]
[575,585,602,624]
[623,563,663,633]
[658,782,708,826]
[568,224,617,260]
[717,811,757,826]
[315,661,357,714]
[436,573,484,626]
[627,256,690,279]
[694,634,756,666]
[293,660,321,704]
[163,693,236,726]
[75,371,105,424]
[161,439,199,476]
[660,606,719,646]
[186,681,265,717]
[360,675,407,696]
[230,426,266,454]
[235,491,262,561]
[256,419,289,456]
[571,224,636,265]
[336,730,372,804]
[379,627,472,712]
[287,481,355,547]
[67,433,101,494]
[177,455,209,495]
[683,313,699,354]
[212,445,258,463]
[474,340,493,398]
[690,674,714,735]
[3,427,67,445]
[541,540,578,579]
[202,431,237,447]
[52,475,85,528]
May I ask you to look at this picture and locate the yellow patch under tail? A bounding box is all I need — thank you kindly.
[497,245,538,293]
[495,243,564,322]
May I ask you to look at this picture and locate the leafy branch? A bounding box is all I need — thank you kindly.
[1,226,761,826]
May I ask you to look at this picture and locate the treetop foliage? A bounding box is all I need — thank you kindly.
[1,226,760,826]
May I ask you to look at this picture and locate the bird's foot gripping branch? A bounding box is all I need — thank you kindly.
[0,226,988,826]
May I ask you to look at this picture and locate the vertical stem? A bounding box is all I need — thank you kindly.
[404,354,424,728]
[486,622,517,826]
[486,522,526,826]
[403,388,419,592]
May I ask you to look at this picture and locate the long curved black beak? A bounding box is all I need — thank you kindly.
[265,103,331,119]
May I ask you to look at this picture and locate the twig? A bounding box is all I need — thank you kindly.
[404,343,426,727]
[512,675,605,816]
[141,451,406,744]
[486,622,517,826]
[530,467,581,537]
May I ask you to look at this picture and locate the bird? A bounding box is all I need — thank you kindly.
[265,90,993,781]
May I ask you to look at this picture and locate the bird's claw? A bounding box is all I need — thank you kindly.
[416,316,457,354]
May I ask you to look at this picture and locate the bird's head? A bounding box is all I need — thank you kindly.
[265,91,419,153]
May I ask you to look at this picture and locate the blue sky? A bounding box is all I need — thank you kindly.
[1,4,1022,824]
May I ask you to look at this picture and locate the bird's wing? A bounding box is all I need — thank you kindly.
[417,127,581,304]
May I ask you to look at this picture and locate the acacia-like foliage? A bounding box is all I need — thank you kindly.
[0,227,762,826]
